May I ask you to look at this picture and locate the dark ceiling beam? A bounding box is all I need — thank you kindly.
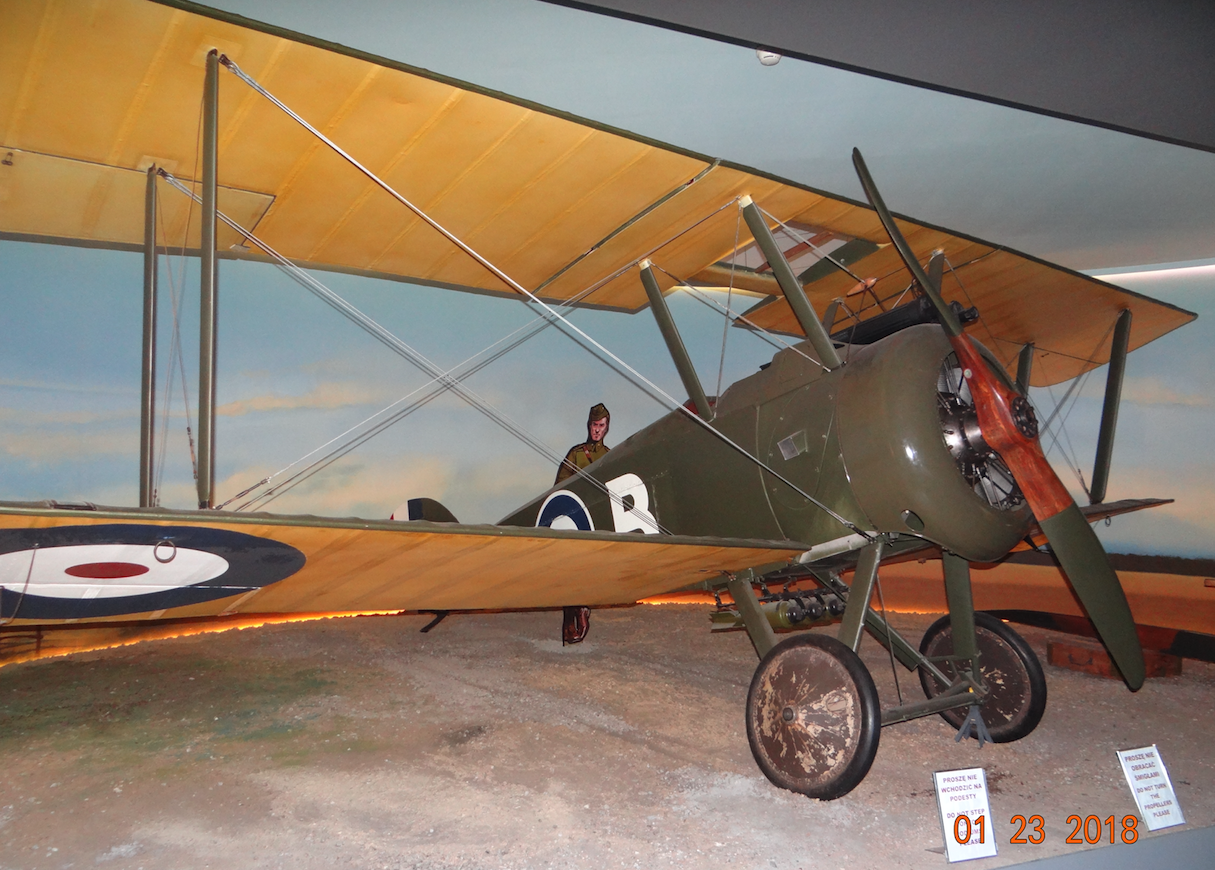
[543,0,1215,154]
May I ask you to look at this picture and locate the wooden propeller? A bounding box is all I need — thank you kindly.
[852,148,1145,690]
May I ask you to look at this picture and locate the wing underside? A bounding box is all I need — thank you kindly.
[0,0,1194,386]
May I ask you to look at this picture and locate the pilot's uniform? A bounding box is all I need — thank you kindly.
[553,402,611,485]
[554,440,609,484]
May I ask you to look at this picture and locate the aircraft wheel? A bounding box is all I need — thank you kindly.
[918,612,1047,743]
[746,633,880,800]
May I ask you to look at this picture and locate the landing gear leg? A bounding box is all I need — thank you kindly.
[919,612,1047,742]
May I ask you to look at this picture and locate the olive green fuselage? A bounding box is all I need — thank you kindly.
[500,325,1031,563]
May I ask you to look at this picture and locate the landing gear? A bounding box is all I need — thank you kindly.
[918,612,1047,743]
[746,633,881,800]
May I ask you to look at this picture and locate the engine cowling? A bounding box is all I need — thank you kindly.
[835,325,1033,562]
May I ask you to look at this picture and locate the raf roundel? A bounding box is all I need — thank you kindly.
[535,491,595,532]
[0,524,306,621]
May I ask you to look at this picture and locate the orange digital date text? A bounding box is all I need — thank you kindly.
[1008,814,1139,845]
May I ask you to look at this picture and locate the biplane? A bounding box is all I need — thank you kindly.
[0,0,1197,799]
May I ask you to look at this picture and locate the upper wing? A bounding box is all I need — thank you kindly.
[0,0,1193,385]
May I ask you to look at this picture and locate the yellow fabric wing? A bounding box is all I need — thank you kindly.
[0,0,1194,386]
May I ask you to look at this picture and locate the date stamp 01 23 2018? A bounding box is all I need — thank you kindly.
[940,812,1140,851]
[936,749,1184,861]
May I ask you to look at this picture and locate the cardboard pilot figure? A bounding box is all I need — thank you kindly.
[556,403,610,644]
[554,402,611,485]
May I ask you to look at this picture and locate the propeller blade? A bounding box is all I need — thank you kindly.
[851,149,962,336]
[1039,504,1146,689]
[943,269,1145,691]
[852,148,1145,689]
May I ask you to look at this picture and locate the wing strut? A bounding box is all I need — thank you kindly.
[639,260,713,419]
[1090,309,1132,504]
[139,165,158,508]
[740,196,842,369]
[197,49,220,510]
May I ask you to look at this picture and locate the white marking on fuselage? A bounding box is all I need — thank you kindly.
[606,473,660,535]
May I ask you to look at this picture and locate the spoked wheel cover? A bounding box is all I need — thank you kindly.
[746,633,880,800]
[918,612,1047,743]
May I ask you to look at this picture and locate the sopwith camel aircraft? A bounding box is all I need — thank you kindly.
[0,0,1197,800]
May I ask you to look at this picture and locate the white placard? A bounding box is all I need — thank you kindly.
[1117,744,1185,831]
[933,767,998,862]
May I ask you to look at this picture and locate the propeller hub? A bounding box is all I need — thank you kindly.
[937,352,1024,511]
[1010,395,1039,439]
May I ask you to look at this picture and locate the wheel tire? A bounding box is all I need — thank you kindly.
[745,633,881,800]
[918,612,1047,743]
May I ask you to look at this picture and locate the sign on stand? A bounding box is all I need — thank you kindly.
[1116,745,1185,831]
[933,767,998,862]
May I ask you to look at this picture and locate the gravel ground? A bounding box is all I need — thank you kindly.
[1,605,1211,870]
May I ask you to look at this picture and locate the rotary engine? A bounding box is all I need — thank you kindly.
[835,324,1034,562]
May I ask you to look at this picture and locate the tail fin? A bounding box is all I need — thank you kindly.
[392,497,459,523]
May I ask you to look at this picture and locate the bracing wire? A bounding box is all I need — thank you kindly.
[150,92,206,502]
[757,206,866,284]
[158,174,567,465]
[209,58,870,536]
[714,203,742,399]
[1041,367,1097,492]
[152,171,199,502]
[230,282,604,511]
[228,192,735,511]
[1039,318,1119,434]
[651,264,829,371]
[1033,318,1118,493]
[158,171,670,533]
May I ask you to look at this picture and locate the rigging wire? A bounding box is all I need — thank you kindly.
[942,256,1003,353]
[241,325,554,511]
[714,203,742,399]
[651,264,829,371]
[234,190,737,511]
[230,282,603,511]
[1037,317,1117,439]
[212,58,869,537]
[158,174,569,467]
[757,206,866,284]
[151,156,201,503]
[1033,318,1118,493]
[150,92,205,503]
[1041,367,1096,493]
[158,171,670,533]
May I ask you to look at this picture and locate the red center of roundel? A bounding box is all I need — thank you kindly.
[64,562,150,579]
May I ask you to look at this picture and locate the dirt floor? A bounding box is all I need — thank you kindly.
[1,605,1211,870]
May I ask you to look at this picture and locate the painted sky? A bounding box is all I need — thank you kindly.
[1,0,1212,556]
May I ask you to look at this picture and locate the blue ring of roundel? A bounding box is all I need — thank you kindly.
[0,524,306,621]
[536,494,593,531]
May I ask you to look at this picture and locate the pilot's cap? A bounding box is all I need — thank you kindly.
[588,403,610,423]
